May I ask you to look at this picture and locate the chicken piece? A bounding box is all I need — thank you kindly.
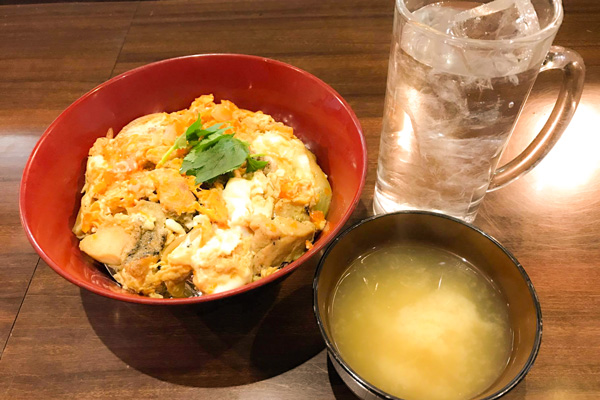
[114,255,161,295]
[150,168,197,215]
[79,225,134,265]
[79,201,177,295]
[111,201,177,295]
[122,255,160,282]
[73,207,85,238]
[157,264,194,298]
[307,150,332,216]
[195,188,229,227]
[124,227,166,262]
[273,199,310,222]
[122,201,169,263]
[210,100,237,122]
[249,215,315,272]
[98,113,172,168]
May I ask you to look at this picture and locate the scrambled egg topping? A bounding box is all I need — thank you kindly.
[73,95,331,298]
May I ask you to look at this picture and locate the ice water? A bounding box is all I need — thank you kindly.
[374,0,546,222]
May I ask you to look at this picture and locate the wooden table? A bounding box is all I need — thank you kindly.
[1,0,599,398]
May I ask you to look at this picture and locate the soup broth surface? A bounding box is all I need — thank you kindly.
[329,244,512,400]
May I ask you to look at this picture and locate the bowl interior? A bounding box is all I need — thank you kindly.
[21,54,366,304]
[315,212,541,400]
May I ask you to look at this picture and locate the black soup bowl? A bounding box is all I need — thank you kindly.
[313,211,542,400]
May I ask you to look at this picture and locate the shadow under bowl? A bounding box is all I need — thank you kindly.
[313,211,542,400]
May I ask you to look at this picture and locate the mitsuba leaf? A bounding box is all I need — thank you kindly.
[161,115,266,184]
[159,115,234,166]
[195,131,229,152]
[187,119,232,143]
[181,135,249,184]
[246,155,268,173]
[184,115,204,142]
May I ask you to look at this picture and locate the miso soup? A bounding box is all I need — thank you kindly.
[329,244,512,400]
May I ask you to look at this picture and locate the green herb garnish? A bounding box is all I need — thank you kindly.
[160,115,268,184]
[246,154,269,173]
[181,135,249,184]
[187,120,232,143]
[158,132,188,166]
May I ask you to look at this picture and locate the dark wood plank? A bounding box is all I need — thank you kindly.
[0,258,338,400]
[111,0,393,88]
[0,1,138,358]
[0,135,40,358]
[0,2,139,131]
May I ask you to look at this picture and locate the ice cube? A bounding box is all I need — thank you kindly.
[451,0,541,40]
[514,0,541,33]
[401,1,543,78]
[412,2,463,35]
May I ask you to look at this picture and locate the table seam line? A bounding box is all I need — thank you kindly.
[108,1,140,79]
[0,257,40,362]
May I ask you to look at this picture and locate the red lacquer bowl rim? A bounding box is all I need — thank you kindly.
[19,53,367,305]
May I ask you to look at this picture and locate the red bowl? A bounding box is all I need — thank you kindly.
[20,54,366,305]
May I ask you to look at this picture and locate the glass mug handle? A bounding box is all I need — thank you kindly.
[488,46,586,191]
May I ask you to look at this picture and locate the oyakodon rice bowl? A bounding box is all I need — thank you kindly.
[73,95,332,298]
[19,53,366,305]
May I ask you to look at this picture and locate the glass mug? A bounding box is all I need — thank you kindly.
[373,0,585,222]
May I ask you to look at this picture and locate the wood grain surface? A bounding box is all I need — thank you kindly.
[1,0,599,399]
